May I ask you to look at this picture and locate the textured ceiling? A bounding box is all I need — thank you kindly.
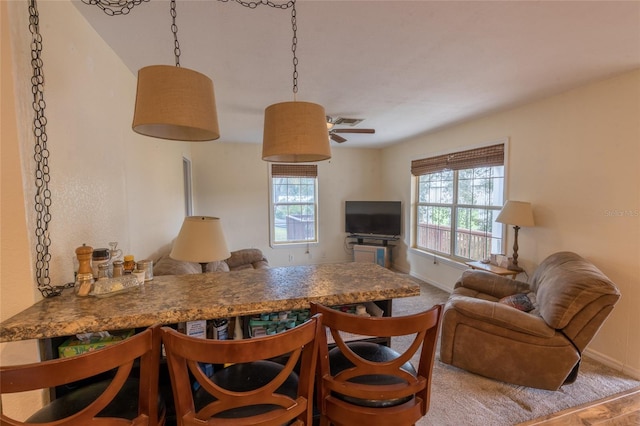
[73,0,640,148]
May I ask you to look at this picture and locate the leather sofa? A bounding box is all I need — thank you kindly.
[153,248,269,276]
[439,251,620,390]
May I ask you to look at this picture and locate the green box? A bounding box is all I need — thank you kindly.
[57,329,135,358]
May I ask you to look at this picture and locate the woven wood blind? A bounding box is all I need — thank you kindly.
[411,144,504,176]
[271,164,318,178]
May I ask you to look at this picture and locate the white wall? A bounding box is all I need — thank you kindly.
[381,70,640,378]
[1,0,190,418]
[2,0,638,418]
[190,142,383,266]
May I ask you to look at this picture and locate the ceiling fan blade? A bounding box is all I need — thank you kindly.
[330,133,347,143]
[332,128,375,134]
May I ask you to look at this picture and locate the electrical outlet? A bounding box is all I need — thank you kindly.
[288,254,294,262]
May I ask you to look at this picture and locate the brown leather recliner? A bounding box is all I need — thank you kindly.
[439,251,620,390]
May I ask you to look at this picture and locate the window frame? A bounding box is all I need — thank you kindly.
[411,142,507,262]
[268,164,319,247]
[182,157,193,217]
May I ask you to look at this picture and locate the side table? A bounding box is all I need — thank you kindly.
[465,261,519,280]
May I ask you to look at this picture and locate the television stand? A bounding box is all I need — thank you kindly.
[357,237,391,246]
[349,234,399,246]
[348,235,399,268]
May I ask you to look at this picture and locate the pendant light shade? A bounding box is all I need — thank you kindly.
[132,65,220,141]
[262,101,331,162]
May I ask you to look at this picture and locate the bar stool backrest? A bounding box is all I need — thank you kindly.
[0,325,164,426]
[160,314,322,426]
[310,303,443,426]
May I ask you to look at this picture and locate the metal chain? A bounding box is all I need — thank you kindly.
[80,0,298,92]
[80,0,150,16]
[28,0,60,298]
[218,0,294,11]
[218,0,298,95]
[290,0,297,95]
[170,0,181,67]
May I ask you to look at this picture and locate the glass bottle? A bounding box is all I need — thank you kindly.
[97,263,110,280]
[123,255,135,274]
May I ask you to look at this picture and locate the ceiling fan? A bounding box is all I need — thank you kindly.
[326,116,375,143]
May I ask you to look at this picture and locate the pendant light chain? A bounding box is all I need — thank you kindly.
[28,0,60,298]
[80,0,150,16]
[170,0,181,67]
[82,0,297,79]
[217,0,298,96]
[291,0,298,97]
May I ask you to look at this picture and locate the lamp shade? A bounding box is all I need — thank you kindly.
[496,201,535,227]
[132,65,220,141]
[170,216,230,263]
[262,101,331,162]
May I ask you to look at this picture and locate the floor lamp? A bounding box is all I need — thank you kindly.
[496,201,535,272]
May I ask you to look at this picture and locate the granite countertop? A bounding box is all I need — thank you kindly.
[0,263,420,342]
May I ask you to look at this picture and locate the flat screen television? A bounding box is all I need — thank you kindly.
[345,201,401,237]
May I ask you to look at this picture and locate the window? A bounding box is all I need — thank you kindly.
[412,144,505,261]
[270,164,318,245]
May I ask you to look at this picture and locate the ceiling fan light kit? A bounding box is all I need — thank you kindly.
[132,65,219,141]
[262,101,331,162]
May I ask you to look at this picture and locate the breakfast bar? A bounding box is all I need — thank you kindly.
[0,262,420,343]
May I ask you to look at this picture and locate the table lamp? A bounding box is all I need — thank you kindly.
[170,216,231,273]
[496,201,535,272]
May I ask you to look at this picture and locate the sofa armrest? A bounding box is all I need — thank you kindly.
[446,296,554,338]
[454,270,531,299]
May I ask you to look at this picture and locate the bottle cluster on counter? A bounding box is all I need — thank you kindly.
[73,242,154,297]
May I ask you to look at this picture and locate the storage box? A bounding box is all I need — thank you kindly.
[186,320,207,339]
[248,309,310,338]
[58,329,134,358]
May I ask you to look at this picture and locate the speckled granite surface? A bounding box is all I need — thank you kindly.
[0,263,419,342]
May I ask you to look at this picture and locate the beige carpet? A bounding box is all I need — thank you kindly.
[391,277,640,425]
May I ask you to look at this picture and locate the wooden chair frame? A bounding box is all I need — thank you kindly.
[0,325,164,426]
[160,314,322,426]
[310,303,443,426]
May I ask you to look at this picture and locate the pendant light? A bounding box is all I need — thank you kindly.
[132,0,219,141]
[262,0,330,162]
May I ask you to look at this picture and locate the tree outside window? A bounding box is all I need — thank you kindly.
[412,144,505,261]
[270,165,318,245]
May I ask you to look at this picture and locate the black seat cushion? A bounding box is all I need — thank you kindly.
[26,378,164,422]
[328,341,417,408]
[194,360,299,419]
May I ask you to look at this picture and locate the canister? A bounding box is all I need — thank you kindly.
[136,259,153,281]
[112,260,124,277]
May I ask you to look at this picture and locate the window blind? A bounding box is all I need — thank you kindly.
[411,143,504,176]
[271,164,318,178]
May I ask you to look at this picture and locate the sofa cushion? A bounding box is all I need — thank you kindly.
[530,252,620,329]
[498,293,535,312]
[154,256,229,276]
[226,249,269,270]
[154,256,201,276]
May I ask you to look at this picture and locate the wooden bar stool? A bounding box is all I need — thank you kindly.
[310,303,443,426]
[160,314,322,426]
[0,324,165,425]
